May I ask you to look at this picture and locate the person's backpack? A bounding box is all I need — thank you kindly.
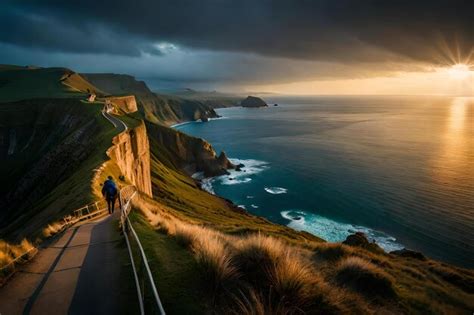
[104,180,117,197]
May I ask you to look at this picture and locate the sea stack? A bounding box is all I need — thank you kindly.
[241,96,268,108]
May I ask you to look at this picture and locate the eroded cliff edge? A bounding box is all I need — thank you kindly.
[145,122,235,177]
[105,122,153,197]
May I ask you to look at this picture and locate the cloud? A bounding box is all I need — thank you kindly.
[1,0,472,65]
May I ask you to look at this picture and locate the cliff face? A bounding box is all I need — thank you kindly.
[82,73,219,125]
[107,122,152,196]
[145,122,235,177]
[105,95,138,113]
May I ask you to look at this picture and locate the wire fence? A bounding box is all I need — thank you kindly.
[120,186,166,315]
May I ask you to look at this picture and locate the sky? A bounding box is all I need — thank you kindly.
[1,0,473,95]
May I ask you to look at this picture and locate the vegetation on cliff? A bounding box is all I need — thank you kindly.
[132,194,474,314]
[82,73,221,125]
[1,64,472,314]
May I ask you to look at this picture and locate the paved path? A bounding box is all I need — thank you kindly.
[0,212,138,315]
[102,110,128,132]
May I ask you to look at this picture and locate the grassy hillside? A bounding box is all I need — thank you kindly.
[133,189,474,314]
[0,67,103,103]
[0,98,120,240]
[0,66,119,240]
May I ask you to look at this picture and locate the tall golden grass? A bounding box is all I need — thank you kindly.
[133,196,372,313]
[0,239,36,276]
[133,195,474,314]
[42,221,64,238]
[335,256,395,298]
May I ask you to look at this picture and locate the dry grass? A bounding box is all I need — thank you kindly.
[132,194,474,314]
[194,235,239,293]
[133,195,372,314]
[312,243,353,262]
[42,221,64,238]
[0,238,36,279]
[335,257,396,298]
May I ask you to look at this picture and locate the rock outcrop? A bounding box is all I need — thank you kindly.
[105,95,138,113]
[241,96,268,108]
[146,122,235,177]
[107,122,152,196]
[343,232,383,252]
[391,248,426,260]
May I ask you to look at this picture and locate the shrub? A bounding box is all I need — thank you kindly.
[335,256,396,298]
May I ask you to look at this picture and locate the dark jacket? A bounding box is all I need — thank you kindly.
[102,179,118,199]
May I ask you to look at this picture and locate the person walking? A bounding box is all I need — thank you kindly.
[102,176,118,214]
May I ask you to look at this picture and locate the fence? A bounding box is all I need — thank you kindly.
[1,200,108,281]
[120,186,166,315]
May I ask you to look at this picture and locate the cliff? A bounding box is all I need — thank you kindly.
[105,95,138,113]
[82,73,219,125]
[241,95,268,107]
[106,122,152,196]
[145,122,235,177]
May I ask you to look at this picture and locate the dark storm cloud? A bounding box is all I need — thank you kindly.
[1,0,472,65]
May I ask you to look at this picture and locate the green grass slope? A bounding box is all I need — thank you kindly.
[0,66,118,240]
[0,67,104,103]
[0,98,121,240]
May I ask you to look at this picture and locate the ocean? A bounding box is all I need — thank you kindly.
[175,96,474,268]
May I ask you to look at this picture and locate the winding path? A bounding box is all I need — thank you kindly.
[0,110,138,315]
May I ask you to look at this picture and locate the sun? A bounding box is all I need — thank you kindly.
[446,64,472,80]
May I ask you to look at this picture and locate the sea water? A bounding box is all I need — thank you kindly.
[176,96,474,267]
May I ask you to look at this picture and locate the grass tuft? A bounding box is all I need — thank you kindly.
[335,256,396,298]
[194,236,239,293]
[42,222,63,238]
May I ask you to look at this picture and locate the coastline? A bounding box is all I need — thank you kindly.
[190,153,405,254]
[170,115,227,129]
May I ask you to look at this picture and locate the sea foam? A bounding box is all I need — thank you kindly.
[281,210,404,252]
[193,158,269,194]
[264,187,288,194]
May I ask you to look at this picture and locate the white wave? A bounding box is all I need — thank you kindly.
[221,177,252,185]
[201,178,215,194]
[238,205,247,209]
[193,158,269,194]
[246,195,254,199]
[281,210,404,253]
[264,187,288,194]
[217,159,269,187]
[251,204,259,209]
[171,116,226,128]
[170,121,193,128]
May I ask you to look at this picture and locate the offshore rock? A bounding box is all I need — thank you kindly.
[241,96,268,108]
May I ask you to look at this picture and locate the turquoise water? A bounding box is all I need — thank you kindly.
[176,96,474,267]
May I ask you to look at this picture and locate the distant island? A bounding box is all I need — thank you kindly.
[241,95,268,108]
